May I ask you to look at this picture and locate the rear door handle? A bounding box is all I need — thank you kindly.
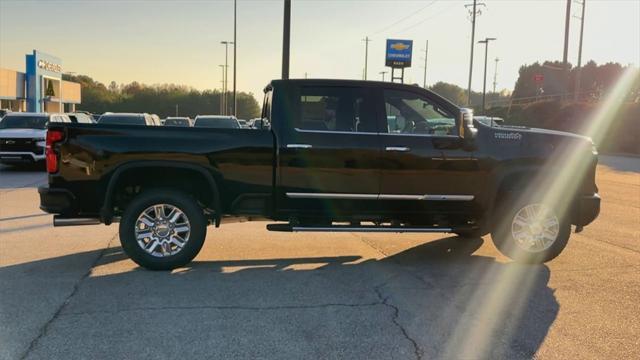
[287,144,313,149]
[385,146,410,152]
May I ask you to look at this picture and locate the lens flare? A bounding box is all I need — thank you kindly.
[441,67,639,358]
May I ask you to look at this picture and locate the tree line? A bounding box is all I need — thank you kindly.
[62,74,262,120]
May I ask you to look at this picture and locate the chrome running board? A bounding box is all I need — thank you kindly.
[266,223,453,233]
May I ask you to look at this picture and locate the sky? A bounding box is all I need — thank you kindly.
[1,0,639,101]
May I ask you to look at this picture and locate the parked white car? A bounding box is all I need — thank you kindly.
[0,112,71,165]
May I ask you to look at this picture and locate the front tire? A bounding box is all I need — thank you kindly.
[119,189,207,270]
[491,199,571,263]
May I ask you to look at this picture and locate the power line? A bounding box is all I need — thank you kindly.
[395,2,458,34]
[369,0,438,36]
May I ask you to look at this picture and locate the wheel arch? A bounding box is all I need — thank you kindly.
[481,166,542,232]
[100,161,221,225]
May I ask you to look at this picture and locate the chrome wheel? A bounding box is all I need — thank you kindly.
[511,203,560,253]
[134,204,191,257]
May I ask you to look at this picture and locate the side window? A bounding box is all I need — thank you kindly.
[384,90,457,136]
[297,87,376,133]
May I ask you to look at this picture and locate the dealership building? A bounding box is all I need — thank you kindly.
[0,50,81,113]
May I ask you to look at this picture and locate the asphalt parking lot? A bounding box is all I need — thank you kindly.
[1,156,638,360]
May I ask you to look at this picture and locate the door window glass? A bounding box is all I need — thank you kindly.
[298,87,377,133]
[384,90,456,136]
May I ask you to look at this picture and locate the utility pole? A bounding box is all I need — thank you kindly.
[379,71,387,81]
[282,0,291,79]
[492,57,499,94]
[422,40,429,88]
[563,0,572,99]
[478,37,496,113]
[233,0,237,116]
[362,36,371,80]
[465,1,486,106]
[175,104,178,117]
[574,0,586,102]
[219,65,225,115]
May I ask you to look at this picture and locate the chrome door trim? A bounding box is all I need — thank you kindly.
[377,194,423,200]
[422,194,475,201]
[287,193,474,201]
[286,144,313,149]
[286,192,378,200]
[385,146,411,152]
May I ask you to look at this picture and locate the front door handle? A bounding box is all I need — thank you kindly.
[287,144,313,149]
[385,146,410,152]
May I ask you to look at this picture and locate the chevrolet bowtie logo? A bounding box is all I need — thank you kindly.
[390,42,410,51]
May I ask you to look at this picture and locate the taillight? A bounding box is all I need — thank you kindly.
[46,129,64,173]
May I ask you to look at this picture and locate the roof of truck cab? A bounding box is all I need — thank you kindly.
[264,79,459,109]
[266,78,443,94]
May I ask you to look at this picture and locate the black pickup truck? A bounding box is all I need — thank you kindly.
[39,79,600,270]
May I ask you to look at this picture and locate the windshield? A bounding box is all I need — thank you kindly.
[194,118,239,129]
[98,115,146,125]
[0,116,48,129]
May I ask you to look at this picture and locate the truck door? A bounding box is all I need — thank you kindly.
[277,85,381,220]
[376,88,480,223]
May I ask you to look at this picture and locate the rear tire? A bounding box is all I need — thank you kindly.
[119,189,207,270]
[491,198,571,264]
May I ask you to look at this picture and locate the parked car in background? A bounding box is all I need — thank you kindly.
[475,116,505,127]
[250,118,270,129]
[151,114,162,126]
[0,112,71,165]
[67,112,95,124]
[0,109,11,119]
[194,115,240,129]
[97,113,158,126]
[164,117,192,127]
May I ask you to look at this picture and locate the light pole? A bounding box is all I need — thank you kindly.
[233,0,237,116]
[478,37,496,113]
[282,0,291,79]
[562,0,572,99]
[465,0,486,106]
[422,40,429,88]
[221,41,234,115]
[219,64,225,115]
[492,57,499,94]
[362,36,371,80]
[379,71,387,81]
[574,0,586,101]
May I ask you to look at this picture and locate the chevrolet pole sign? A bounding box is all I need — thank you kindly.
[385,39,413,68]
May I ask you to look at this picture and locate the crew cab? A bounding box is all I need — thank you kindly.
[39,79,600,270]
[0,112,71,165]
